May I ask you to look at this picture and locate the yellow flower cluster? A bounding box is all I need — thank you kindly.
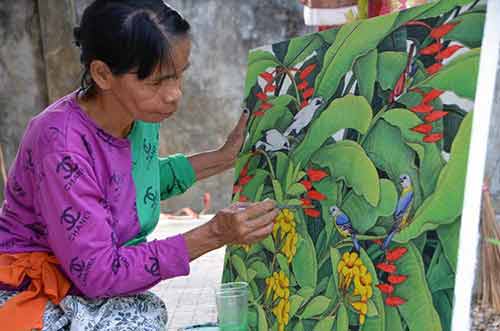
[337,252,373,325]
[273,209,298,263]
[265,271,290,331]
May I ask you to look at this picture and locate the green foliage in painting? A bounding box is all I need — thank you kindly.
[223,1,483,330]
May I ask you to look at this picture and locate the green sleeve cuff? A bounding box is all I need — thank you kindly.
[159,154,196,200]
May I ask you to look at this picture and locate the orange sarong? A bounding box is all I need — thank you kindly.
[0,252,71,331]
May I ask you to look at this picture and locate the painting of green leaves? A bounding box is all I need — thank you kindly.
[222,1,486,330]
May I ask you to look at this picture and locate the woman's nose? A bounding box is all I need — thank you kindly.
[163,82,183,104]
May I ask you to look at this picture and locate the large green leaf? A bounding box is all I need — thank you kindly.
[384,306,403,331]
[242,169,270,200]
[432,289,454,331]
[300,296,331,319]
[313,317,335,331]
[311,141,380,207]
[362,120,423,210]
[257,304,268,331]
[245,50,281,98]
[415,49,480,100]
[436,218,461,272]
[393,0,475,29]
[359,248,385,331]
[335,304,349,331]
[314,13,398,102]
[444,12,486,49]
[284,34,325,67]
[354,49,378,103]
[377,52,407,91]
[292,95,373,164]
[244,96,296,152]
[342,179,398,234]
[426,245,456,293]
[396,113,472,242]
[292,233,318,289]
[381,109,445,197]
[394,242,442,331]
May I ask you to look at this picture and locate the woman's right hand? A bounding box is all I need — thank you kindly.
[209,199,279,246]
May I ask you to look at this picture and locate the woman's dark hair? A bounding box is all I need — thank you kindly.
[73,0,191,97]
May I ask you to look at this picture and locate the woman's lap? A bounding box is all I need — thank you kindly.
[0,290,168,331]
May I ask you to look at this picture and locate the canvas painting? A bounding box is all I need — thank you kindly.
[222,1,487,330]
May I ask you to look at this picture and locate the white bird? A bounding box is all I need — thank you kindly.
[255,129,290,152]
[284,97,324,137]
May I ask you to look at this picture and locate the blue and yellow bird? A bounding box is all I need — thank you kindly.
[329,205,361,252]
[382,174,414,250]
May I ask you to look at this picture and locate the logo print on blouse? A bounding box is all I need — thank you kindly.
[70,256,95,285]
[11,180,26,198]
[143,186,159,210]
[96,129,123,148]
[110,232,129,275]
[24,222,47,240]
[80,134,95,162]
[60,207,90,240]
[143,139,156,168]
[108,173,124,202]
[144,256,160,277]
[56,155,84,191]
[23,149,35,174]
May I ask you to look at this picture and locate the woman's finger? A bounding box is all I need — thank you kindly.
[246,208,279,231]
[245,222,275,243]
[240,199,276,220]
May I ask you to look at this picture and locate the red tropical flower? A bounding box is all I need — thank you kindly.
[301,180,313,191]
[423,133,444,143]
[411,104,433,113]
[307,169,328,182]
[264,84,276,94]
[419,42,442,55]
[424,111,449,123]
[430,22,459,39]
[239,195,249,202]
[386,247,408,262]
[300,64,317,80]
[256,92,268,101]
[238,175,253,186]
[304,208,321,218]
[435,45,463,61]
[259,72,274,83]
[307,190,327,201]
[233,185,242,194]
[261,103,273,111]
[421,89,444,104]
[297,81,309,91]
[385,296,406,307]
[426,62,443,75]
[254,111,265,117]
[303,88,315,99]
[388,275,408,285]
[411,124,433,134]
[377,283,395,295]
[376,263,397,273]
[301,198,312,206]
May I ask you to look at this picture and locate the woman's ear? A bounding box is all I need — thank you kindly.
[89,60,114,91]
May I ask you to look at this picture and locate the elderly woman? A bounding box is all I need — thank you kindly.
[0,1,278,330]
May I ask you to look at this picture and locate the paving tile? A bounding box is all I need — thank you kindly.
[149,216,223,330]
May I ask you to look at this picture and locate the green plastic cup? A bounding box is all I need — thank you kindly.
[215,282,249,331]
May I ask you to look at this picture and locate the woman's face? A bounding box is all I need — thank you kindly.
[112,36,191,123]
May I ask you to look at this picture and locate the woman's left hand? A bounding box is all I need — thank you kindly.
[219,108,250,165]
